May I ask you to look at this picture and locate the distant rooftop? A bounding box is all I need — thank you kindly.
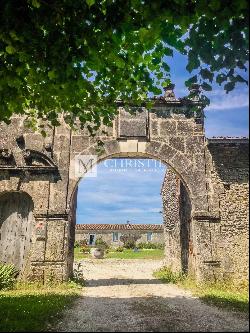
[209,136,249,139]
[76,223,163,231]
[207,136,249,143]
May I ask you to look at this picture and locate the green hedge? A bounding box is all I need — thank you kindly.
[137,242,164,250]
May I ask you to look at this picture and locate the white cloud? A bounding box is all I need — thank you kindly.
[111,207,162,214]
[77,190,161,205]
[205,123,249,138]
[206,92,249,111]
[76,213,163,225]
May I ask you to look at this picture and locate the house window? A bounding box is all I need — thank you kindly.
[89,234,96,245]
[113,232,119,242]
[147,232,153,242]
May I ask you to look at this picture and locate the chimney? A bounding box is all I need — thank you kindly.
[163,83,176,101]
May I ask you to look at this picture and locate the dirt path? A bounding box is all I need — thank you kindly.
[53,259,248,332]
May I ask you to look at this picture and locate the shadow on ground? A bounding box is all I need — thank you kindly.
[52,294,249,332]
[85,278,163,287]
[0,290,248,332]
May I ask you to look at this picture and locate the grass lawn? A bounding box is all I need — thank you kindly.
[154,266,249,313]
[0,281,82,332]
[74,246,89,260]
[106,248,164,259]
[74,247,164,260]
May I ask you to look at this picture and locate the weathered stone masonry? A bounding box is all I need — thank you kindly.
[161,137,249,282]
[161,169,192,275]
[0,90,248,283]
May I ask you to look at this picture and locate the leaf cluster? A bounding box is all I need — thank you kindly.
[0,0,248,130]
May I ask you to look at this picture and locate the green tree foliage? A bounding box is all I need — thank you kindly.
[0,0,248,131]
[120,233,141,248]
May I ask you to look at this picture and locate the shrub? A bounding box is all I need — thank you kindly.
[115,246,124,252]
[0,263,18,290]
[80,245,90,254]
[153,266,184,284]
[95,237,109,250]
[75,239,88,248]
[79,239,88,247]
[124,240,136,249]
[137,242,164,250]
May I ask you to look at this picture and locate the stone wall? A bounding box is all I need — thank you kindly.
[161,138,249,283]
[205,138,249,282]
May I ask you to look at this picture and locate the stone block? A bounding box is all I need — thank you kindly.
[28,265,45,282]
[71,136,90,153]
[169,137,185,153]
[145,141,162,155]
[31,240,46,261]
[186,136,205,154]
[53,135,70,152]
[177,120,194,135]
[160,120,176,136]
[45,220,66,261]
[24,133,44,151]
[119,140,138,153]
[150,120,159,137]
[160,144,177,161]
[118,108,148,138]
[119,119,147,137]
[137,141,147,153]
[44,265,64,283]
[104,140,121,155]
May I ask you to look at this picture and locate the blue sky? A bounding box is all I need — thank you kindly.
[76,159,166,225]
[76,52,249,225]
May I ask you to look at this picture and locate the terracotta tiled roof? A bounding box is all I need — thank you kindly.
[76,223,163,231]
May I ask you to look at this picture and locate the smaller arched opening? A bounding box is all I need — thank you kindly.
[0,191,34,272]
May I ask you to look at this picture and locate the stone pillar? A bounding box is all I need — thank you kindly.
[191,216,222,282]
[23,215,70,283]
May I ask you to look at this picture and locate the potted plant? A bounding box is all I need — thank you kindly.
[91,247,104,259]
[91,238,109,259]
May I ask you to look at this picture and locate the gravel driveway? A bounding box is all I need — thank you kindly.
[53,259,248,332]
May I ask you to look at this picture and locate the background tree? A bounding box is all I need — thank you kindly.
[0,0,248,132]
[120,233,141,249]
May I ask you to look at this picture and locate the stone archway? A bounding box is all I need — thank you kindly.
[0,191,34,272]
[0,97,248,283]
[67,135,208,216]
[67,141,198,278]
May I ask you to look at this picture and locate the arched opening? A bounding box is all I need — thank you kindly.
[0,191,34,272]
[68,154,193,277]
